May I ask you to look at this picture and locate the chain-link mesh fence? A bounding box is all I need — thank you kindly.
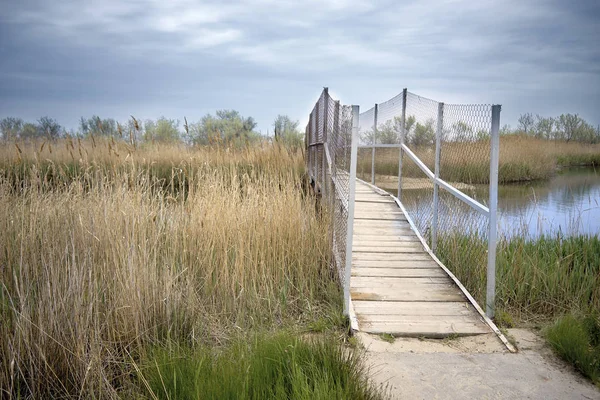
[355,90,499,309]
[306,87,500,315]
[306,89,354,291]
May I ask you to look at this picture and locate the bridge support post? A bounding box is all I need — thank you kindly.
[487,105,501,318]
[371,103,378,185]
[344,105,360,316]
[432,102,444,252]
[398,89,407,201]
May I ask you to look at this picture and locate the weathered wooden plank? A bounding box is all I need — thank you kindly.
[353,244,425,252]
[352,253,431,261]
[353,259,440,268]
[352,228,414,236]
[351,281,454,291]
[351,277,452,285]
[358,313,485,325]
[354,221,411,228]
[354,214,407,221]
[355,199,396,204]
[352,301,474,316]
[355,202,399,209]
[354,217,409,223]
[358,321,490,337]
[352,240,422,247]
[351,268,445,278]
[353,247,425,254]
[352,235,420,242]
[351,288,465,302]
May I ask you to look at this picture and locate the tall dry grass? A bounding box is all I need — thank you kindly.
[357,136,600,184]
[0,139,335,398]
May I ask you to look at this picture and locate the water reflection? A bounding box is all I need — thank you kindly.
[392,167,600,238]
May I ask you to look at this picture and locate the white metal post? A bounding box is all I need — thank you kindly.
[323,89,330,202]
[344,105,360,316]
[398,89,407,200]
[487,105,501,318]
[371,104,378,185]
[432,102,444,251]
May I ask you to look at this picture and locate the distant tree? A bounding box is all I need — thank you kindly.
[499,124,513,136]
[574,120,597,144]
[411,119,435,146]
[517,113,535,134]
[556,113,583,142]
[535,115,555,139]
[376,117,404,144]
[451,121,474,142]
[0,117,24,141]
[273,115,303,149]
[20,123,39,140]
[476,129,490,141]
[80,116,119,137]
[376,120,397,144]
[37,116,62,139]
[143,117,181,143]
[191,110,260,145]
[404,115,416,140]
[273,115,298,138]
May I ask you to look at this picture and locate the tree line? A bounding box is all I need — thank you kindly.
[512,113,599,143]
[0,112,304,148]
[360,113,600,146]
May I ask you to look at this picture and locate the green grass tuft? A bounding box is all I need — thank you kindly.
[141,333,384,400]
[546,314,600,383]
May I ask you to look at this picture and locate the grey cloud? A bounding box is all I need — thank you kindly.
[0,0,598,133]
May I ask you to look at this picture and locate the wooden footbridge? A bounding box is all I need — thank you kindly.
[306,88,514,351]
[350,181,492,337]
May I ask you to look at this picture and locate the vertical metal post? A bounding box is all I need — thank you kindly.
[323,88,329,201]
[344,105,360,316]
[315,94,322,191]
[487,105,501,318]
[398,89,407,200]
[308,112,313,178]
[371,104,378,185]
[432,102,444,251]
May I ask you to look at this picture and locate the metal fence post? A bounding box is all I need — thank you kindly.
[323,88,329,202]
[344,105,360,316]
[398,89,407,200]
[432,102,444,251]
[308,112,315,179]
[371,104,378,185]
[487,105,501,318]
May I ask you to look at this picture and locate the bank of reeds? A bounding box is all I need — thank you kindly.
[437,233,600,321]
[357,136,600,184]
[0,139,348,398]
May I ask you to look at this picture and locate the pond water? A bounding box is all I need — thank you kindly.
[495,167,600,237]
[394,167,600,238]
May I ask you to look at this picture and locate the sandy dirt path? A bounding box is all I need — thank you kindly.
[360,329,600,399]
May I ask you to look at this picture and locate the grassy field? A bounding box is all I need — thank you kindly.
[0,139,382,399]
[358,136,600,184]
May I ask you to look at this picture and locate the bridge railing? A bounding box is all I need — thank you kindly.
[307,88,501,318]
[306,88,359,315]
[357,89,500,318]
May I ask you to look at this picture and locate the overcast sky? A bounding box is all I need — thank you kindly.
[1,0,599,134]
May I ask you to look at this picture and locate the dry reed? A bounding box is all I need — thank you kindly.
[0,140,334,398]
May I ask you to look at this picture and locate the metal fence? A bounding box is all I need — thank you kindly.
[307,87,501,318]
[306,88,358,315]
[356,89,500,317]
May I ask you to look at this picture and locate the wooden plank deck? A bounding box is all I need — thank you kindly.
[350,181,491,338]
